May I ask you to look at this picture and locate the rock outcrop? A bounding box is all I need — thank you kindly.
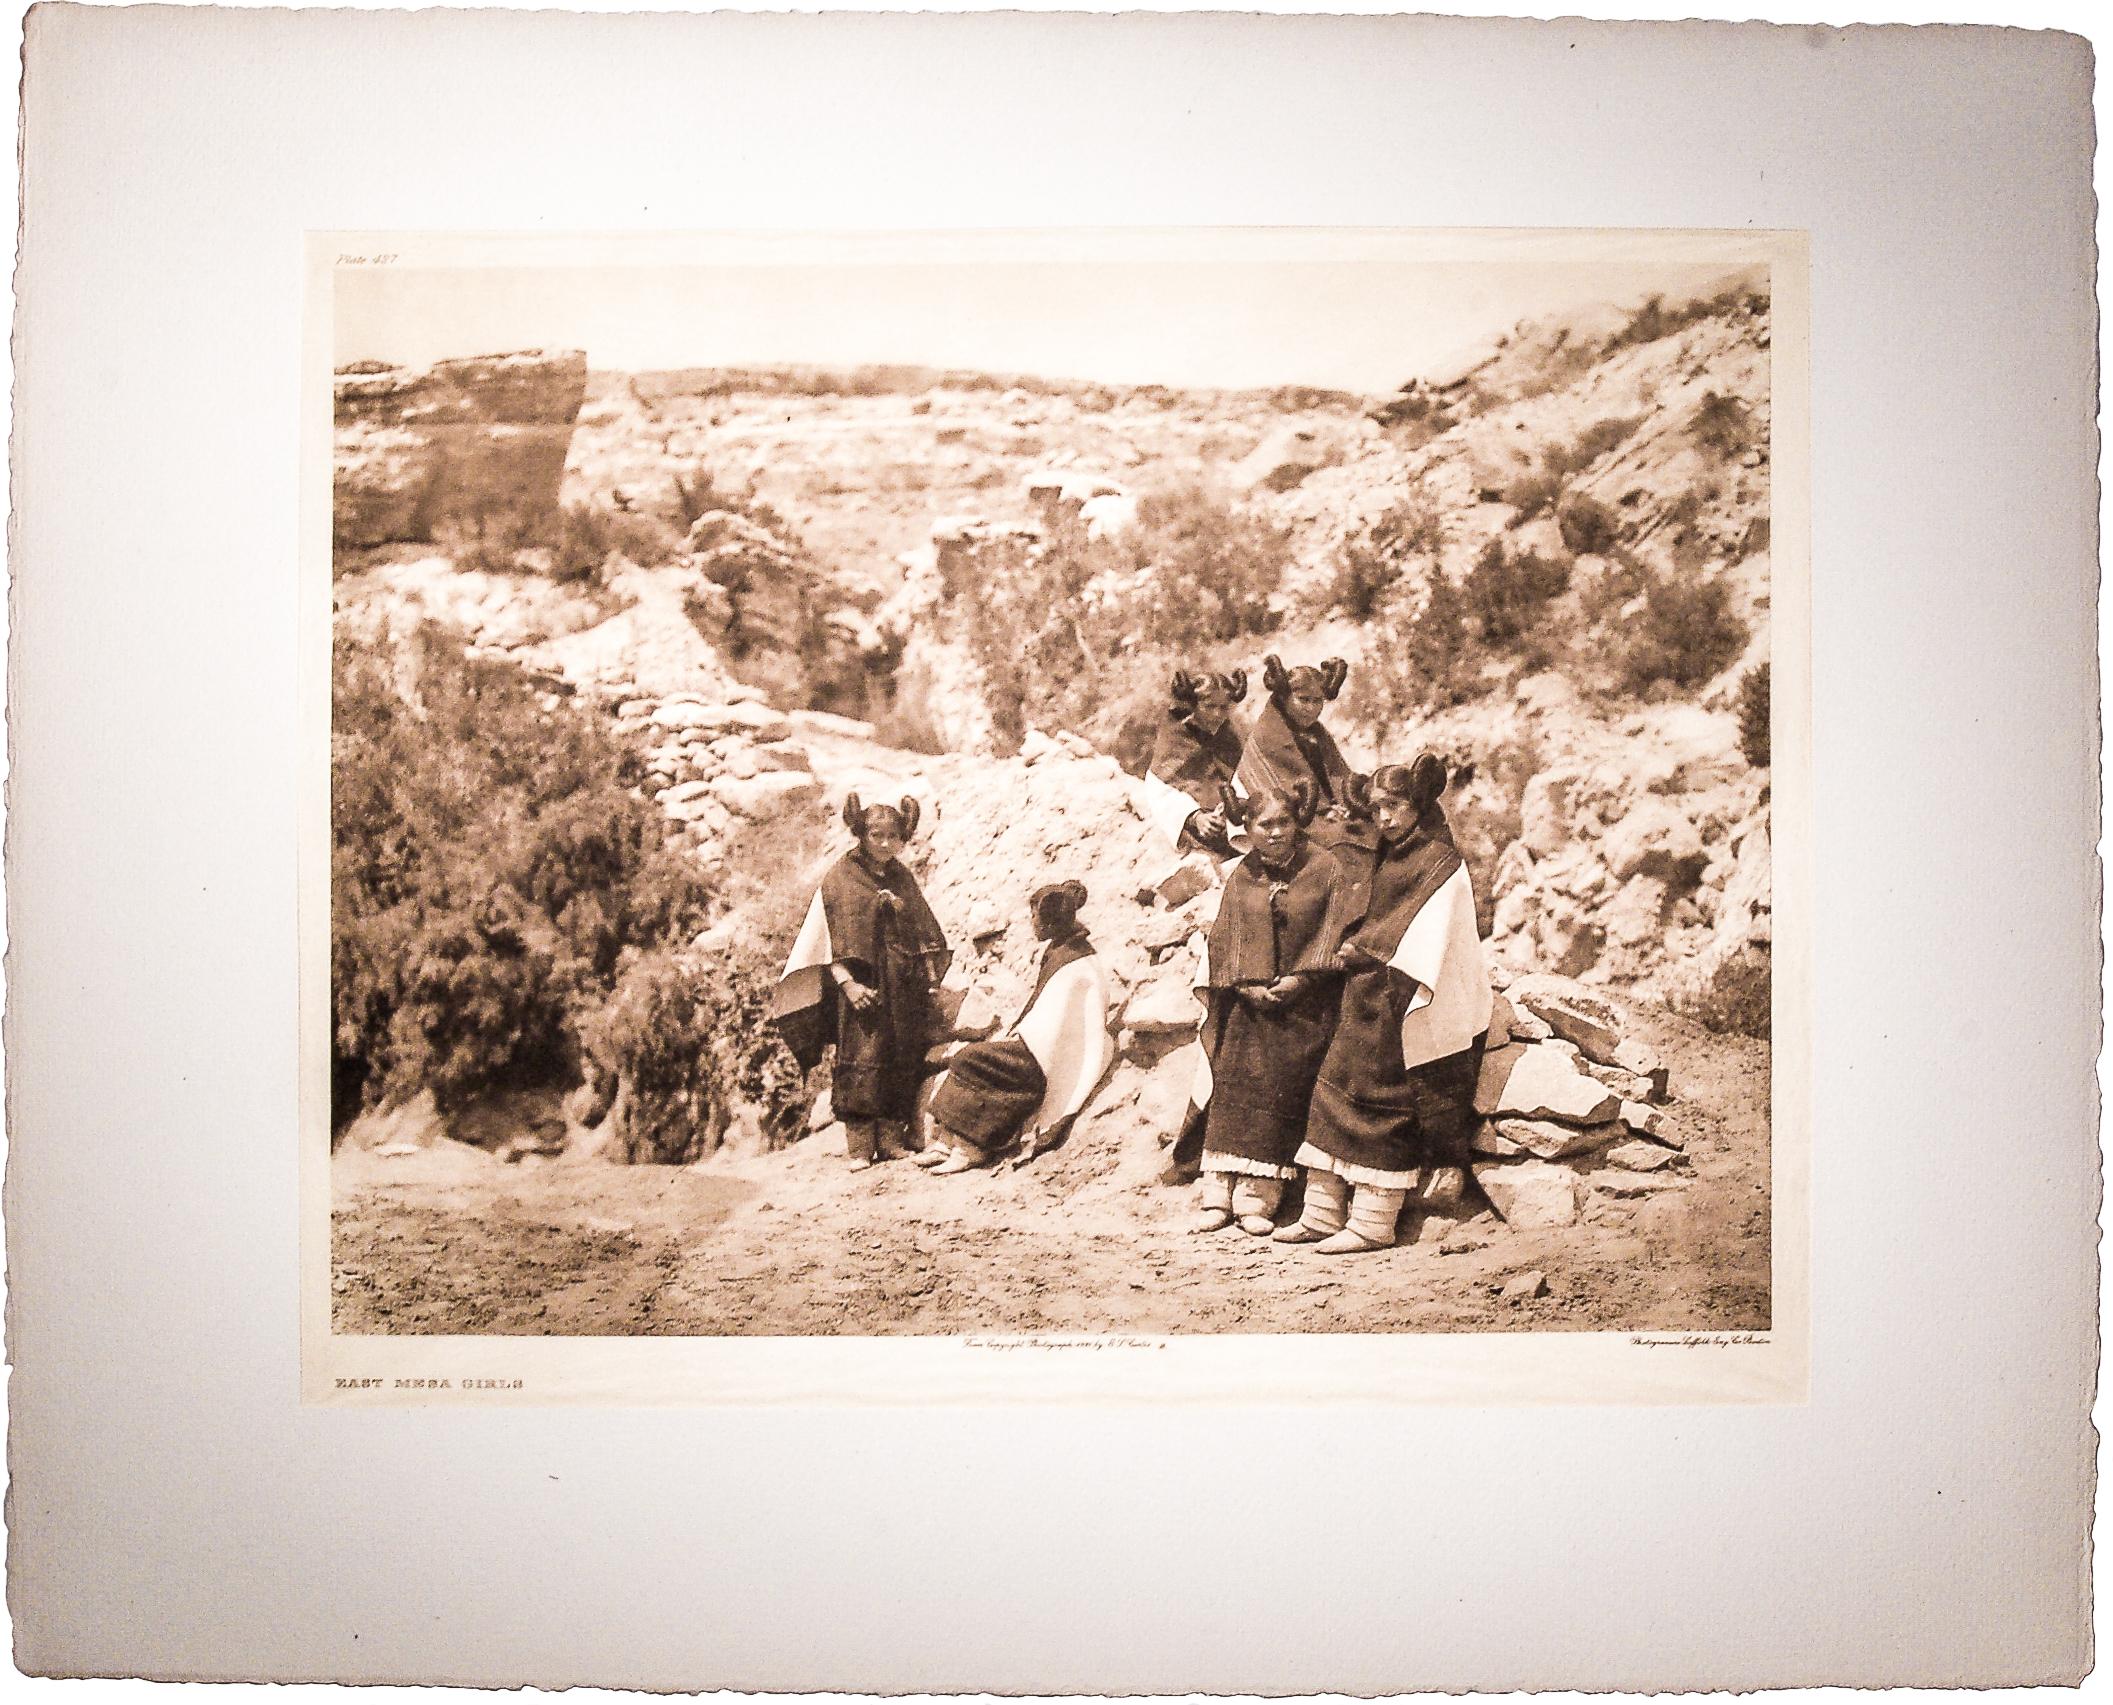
[334,349,588,549]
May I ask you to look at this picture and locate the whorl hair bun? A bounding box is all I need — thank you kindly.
[1243,779,1320,829]
[1319,658,1350,701]
[1031,879,1089,923]
[1168,669,1201,719]
[895,796,921,840]
[840,792,866,835]
[1369,754,1449,815]
[1261,654,1290,699]
[1221,669,1250,705]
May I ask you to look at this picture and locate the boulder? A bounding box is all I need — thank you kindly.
[1517,771,1575,859]
[1234,423,1341,493]
[1500,1269,1550,1301]
[1487,1116,1619,1161]
[659,779,713,805]
[1120,969,1203,1036]
[332,350,587,550]
[1480,1044,1621,1125]
[1600,798,1707,883]
[1473,1160,1581,1229]
[751,742,813,774]
[709,770,822,819]
[807,1087,835,1133]
[1492,839,1536,898]
[1506,973,1626,1065]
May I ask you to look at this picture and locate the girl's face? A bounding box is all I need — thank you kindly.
[858,813,906,867]
[1248,798,1301,866]
[1191,680,1232,733]
[1372,791,1423,844]
[1284,684,1327,729]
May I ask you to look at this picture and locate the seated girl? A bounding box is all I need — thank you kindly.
[769,794,952,1173]
[1189,781,1352,1236]
[919,881,1114,1175]
[1234,655,1372,853]
[1138,668,1249,858]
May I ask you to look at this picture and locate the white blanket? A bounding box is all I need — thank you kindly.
[1011,953,1115,1135]
[1384,861,1493,1070]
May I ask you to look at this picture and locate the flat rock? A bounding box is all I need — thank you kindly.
[1604,1139,1682,1173]
[1500,1268,1550,1301]
[752,742,812,773]
[1472,1121,1524,1158]
[659,779,713,805]
[1506,973,1627,1065]
[1472,1160,1581,1229]
[787,708,877,741]
[655,700,792,741]
[709,770,821,818]
[1483,1044,1621,1125]
[1490,1116,1619,1161]
[1621,1101,1683,1147]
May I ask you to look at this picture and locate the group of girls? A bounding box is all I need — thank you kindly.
[769,654,1492,1256]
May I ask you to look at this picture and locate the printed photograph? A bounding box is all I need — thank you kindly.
[326,233,1778,1338]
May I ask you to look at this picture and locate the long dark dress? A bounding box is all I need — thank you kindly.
[1197,843,1348,1175]
[770,851,951,1124]
[1234,700,1374,854]
[1300,814,1487,1182]
[927,930,1094,1145]
[1145,712,1245,852]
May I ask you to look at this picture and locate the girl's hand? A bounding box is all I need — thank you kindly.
[1334,941,1379,973]
[840,978,880,1015]
[1241,982,1285,1012]
[1268,975,1310,1004]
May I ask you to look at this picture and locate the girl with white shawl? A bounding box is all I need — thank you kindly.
[1278,755,1493,1254]
[918,881,1115,1175]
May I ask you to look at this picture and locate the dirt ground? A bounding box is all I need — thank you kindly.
[332,1006,1771,1337]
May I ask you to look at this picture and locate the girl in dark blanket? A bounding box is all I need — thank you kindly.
[1142,668,1248,856]
[769,794,953,1173]
[1279,756,1493,1253]
[1234,655,1373,853]
[1190,781,1353,1236]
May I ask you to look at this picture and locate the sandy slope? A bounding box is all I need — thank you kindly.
[332,1000,1767,1338]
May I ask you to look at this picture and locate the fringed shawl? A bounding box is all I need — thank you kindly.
[1201,843,1347,989]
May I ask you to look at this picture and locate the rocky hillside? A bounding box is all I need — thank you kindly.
[331,267,1774,1263]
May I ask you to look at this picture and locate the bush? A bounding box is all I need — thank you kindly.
[940,486,1292,753]
[1546,415,1643,480]
[1464,538,1572,645]
[1737,662,1771,768]
[1690,390,1756,458]
[1616,571,1751,693]
[1673,942,1771,1040]
[1326,497,1447,621]
[586,946,809,1164]
[1556,492,1623,556]
[672,463,785,535]
[1501,467,1563,524]
[332,625,714,1121]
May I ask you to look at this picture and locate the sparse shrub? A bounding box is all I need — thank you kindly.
[1556,492,1622,556]
[1610,293,1674,351]
[1690,390,1756,459]
[1326,497,1448,621]
[1617,571,1750,693]
[1464,538,1573,645]
[671,463,784,534]
[1546,415,1643,479]
[1737,662,1771,768]
[1501,467,1563,524]
[1401,569,1477,710]
[1673,942,1771,1040]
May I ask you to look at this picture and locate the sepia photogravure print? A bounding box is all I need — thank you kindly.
[305,228,1808,1401]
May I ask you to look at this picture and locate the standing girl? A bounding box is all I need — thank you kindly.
[1277,755,1491,1253]
[770,794,952,1172]
[1189,781,1351,1235]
